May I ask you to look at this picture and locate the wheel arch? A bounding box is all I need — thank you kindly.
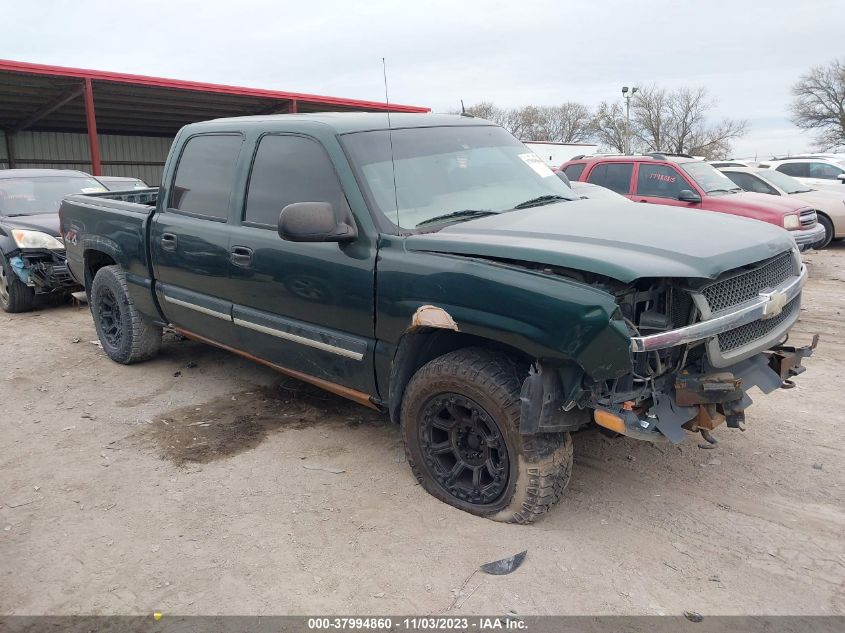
[817,209,835,233]
[82,249,117,293]
[387,327,534,425]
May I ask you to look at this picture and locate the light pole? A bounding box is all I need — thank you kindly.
[621,86,637,154]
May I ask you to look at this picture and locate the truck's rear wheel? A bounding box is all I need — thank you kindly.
[91,265,162,364]
[401,348,573,523]
[0,253,35,313]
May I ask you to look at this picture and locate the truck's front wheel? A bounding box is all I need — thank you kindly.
[91,265,162,364]
[401,348,573,524]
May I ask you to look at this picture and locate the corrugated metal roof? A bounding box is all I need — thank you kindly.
[0,58,429,137]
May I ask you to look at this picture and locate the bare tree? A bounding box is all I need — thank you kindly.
[462,102,594,143]
[630,85,747,159]
[591,102,628,153]
[463,89,746,159]
[534,103,594,142]
[463,101,510,128]
[504,105,542,140]
[790,58,845,150]
[631,85,669,152]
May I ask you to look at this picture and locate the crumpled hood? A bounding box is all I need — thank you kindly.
[405,199,796,283]
[1,213,61,237]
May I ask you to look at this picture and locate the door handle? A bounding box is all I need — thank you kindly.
[230,246,253,267]
[161,232,178,251]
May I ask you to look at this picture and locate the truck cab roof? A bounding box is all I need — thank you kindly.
[188,112,494,135]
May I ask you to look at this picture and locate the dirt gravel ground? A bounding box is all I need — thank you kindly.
[2,245,844,617]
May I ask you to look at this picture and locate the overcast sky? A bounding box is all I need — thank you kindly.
[3,0,842,158]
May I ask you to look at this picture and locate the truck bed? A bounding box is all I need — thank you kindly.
[60,189,161,321]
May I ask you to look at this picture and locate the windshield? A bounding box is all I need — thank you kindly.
[754,169,812,194]
[0,176,106,216]
[680,161,742,194]
[341,125,577,229]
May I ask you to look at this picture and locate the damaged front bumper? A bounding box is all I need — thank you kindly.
[9,250,79,294]
[592,335,819,444]
[629,265,807,354]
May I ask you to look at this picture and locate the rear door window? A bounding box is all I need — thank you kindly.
[562,163,586,181]
[776,162,808,178]
[586,163,634,194]
[635,164,689,198]
[170,134,243,220]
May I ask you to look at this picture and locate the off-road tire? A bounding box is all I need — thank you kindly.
[401,347,573,524]
[0,253,34,313]
[816,215,834,249]
[91,265,162,364]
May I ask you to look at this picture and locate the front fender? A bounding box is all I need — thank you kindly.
[375,236,632,383]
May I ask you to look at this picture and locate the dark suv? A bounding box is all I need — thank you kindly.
[560,154,824,250]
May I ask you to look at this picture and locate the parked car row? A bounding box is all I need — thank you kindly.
[719,167,845,248]
[559,153,827,250]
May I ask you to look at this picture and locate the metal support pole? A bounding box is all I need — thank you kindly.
[4,131,15,169]
[289,99,298,113]
[83,78,102,176]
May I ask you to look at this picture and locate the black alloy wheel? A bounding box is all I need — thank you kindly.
[96,285,124,350]
[418,393,509,505]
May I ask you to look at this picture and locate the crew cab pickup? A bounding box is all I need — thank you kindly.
[560,154,826,250]
[61,114,816,523]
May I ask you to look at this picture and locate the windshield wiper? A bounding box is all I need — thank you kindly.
[415,209,497,228]
[513,194,569,209]
[707,188,737,194]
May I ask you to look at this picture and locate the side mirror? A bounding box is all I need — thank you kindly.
[837,173,845,183]
[278,202,357,243]
[677,189,702,203]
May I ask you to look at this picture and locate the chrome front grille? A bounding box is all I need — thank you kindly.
[800,209,817,228]
[701,252,797,313]
[717,296,800,352]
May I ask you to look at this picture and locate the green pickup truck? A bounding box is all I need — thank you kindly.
[60,113,816,523]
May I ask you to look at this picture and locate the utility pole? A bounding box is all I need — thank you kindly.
[621,86,638,154]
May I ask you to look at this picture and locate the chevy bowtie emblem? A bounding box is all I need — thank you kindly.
[760,289,788,319]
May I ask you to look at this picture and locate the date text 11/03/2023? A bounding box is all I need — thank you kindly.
[306,617,527,630]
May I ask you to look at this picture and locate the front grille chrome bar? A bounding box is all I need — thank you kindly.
[630,265,807,352]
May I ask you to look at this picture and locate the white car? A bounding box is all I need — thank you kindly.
[757,156,845,192]
[94,176,149,191]
[719,166,845,248]
[709,160,751,168]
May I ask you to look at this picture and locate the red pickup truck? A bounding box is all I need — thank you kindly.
[559,154,825,250]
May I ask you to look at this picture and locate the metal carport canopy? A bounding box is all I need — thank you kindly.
[0,58,429,175]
